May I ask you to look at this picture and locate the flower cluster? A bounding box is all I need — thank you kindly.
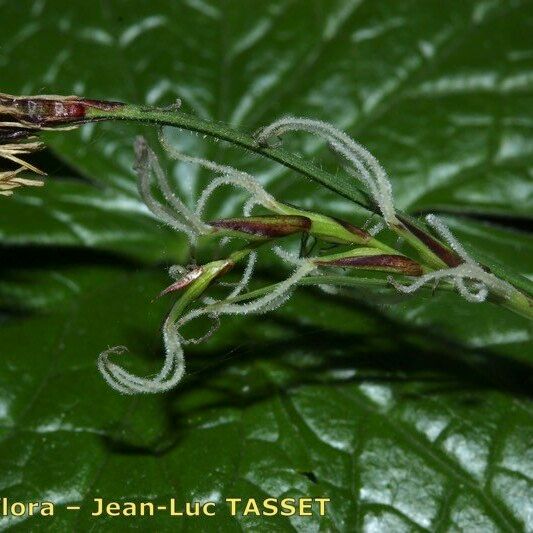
[102,132,420,394]
[100,118,513,395]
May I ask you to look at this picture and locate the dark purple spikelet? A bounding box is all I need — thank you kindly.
[315,254,423,276]
[396,216,461,267]
[210,215,311,238]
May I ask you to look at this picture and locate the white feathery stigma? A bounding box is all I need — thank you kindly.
[98,309,186,395]
[255,117,398,226]
[389,214,515,303]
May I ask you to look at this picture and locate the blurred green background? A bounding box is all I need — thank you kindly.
[0,1,532,531]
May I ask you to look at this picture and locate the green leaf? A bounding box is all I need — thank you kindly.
[1,1,532,531]
[0,181,186,262]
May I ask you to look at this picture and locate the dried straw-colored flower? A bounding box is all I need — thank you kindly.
[0,93,124,195]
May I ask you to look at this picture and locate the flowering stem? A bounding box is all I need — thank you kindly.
[86,104,461,267]
[206,274,456,307]
[83,103,532,320]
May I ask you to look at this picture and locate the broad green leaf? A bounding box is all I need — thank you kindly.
[1,1,532,532]
[0,181,186,262]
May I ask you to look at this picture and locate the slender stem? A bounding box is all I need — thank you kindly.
[87,104,370,208]
[208,274,533,320]
[499,288,533,320]
[211,274,455,307]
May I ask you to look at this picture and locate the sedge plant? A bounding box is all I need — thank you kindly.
[1,93,531,394]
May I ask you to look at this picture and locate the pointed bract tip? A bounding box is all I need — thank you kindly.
[157,267,204,299]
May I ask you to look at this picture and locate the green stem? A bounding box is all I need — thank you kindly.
[87,104,370,209]
[204,275,533,320]
[394,226,447,270]
[207,274,455,308]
